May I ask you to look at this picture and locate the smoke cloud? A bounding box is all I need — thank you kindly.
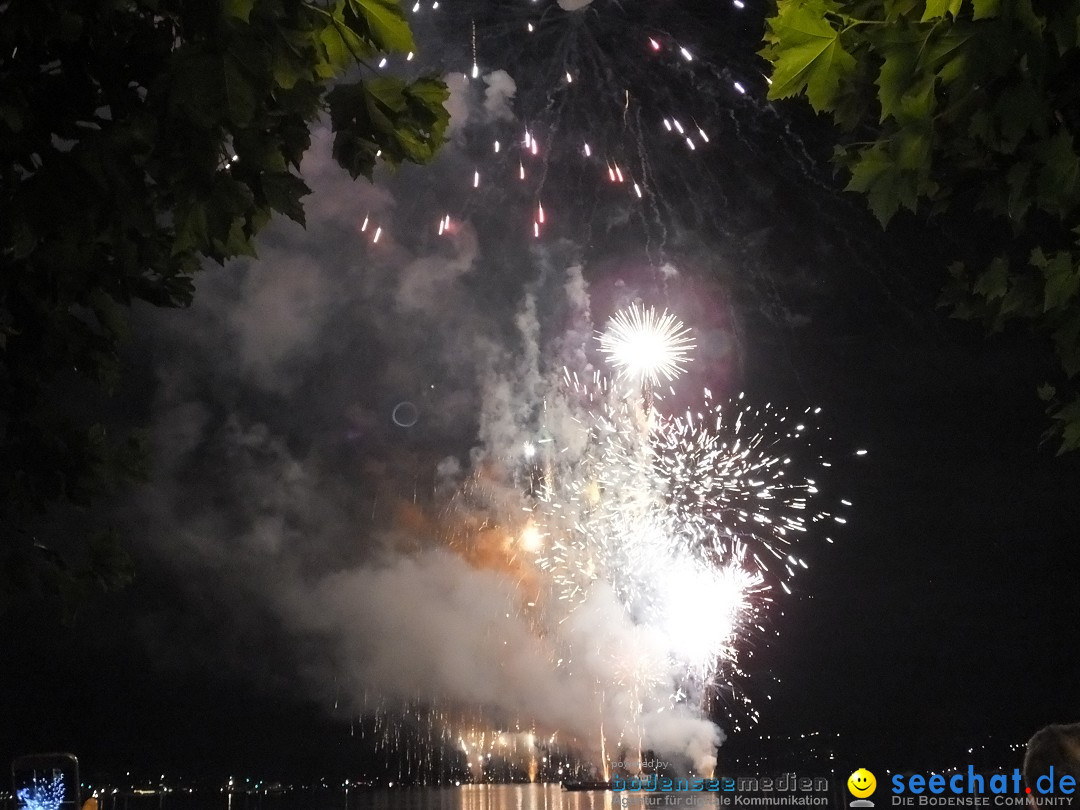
[127,52,730,775]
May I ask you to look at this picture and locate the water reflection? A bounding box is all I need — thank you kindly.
[360,785,718,810]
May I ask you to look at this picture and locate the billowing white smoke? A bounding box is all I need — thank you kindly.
[444,69,517,141]
[277,548,719,769]
[643,706,724,776]
[133,65,724,776]
[282,550,604,739]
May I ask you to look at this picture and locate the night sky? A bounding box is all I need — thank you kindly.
[3,0,1080,782]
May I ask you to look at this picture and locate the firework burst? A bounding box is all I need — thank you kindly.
[16,774,66,810]
[597,304,695,386]
[645,391,835,590]
[354,304,843,780]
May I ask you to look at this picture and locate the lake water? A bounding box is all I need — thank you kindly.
[345,785,720,810]
[95,785,725,810]
[4,780,836,810]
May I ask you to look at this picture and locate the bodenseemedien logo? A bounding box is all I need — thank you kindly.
[847,769,877,808]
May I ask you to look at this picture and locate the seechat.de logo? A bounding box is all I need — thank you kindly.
[848,768,877,807]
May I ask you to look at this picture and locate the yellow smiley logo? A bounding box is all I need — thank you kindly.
[847,768,877,798]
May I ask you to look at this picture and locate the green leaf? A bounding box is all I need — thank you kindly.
[172,202,209,255]
[87,289,131,341]
[1054,313,1080,377]
[876,46,916,122]
[884,0,920,19]
[973,256,1009,300]
[261,172,312,225]
[408,75,452,110]
[349,0,415,53]
[1036,131,1080,214]
[971,0,1000,19]
[1060,416,1080,453]
[762,1,856,112]
[921,0,962,20]
[328,74,447,177]
[846,145,916,225]
[894,125,931,170]
[1004,161,1033,220]
[1041,251,1080,312]
[925,29,972,84]
[899,73,936,121]
[995,82,1045,153]
[214,217,256,257]
[318,23,351,72]
[224,0,256,22]
[223,54,257,126]
[272,43,308,89]
[966,108,995,146]
[1046,4,1080,52]
[999,279,1039,319]
[1049,397,1080,453]
[1037,383,1057,401]
[366,76,409,112]
[168,51,225,127]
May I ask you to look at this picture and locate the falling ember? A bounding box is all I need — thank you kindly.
[361,215,369,232]
[473,170,480,188]
[537,202,545,224]
[583,142,592,157]
[373,226,382,243]
[648,37,660,50]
